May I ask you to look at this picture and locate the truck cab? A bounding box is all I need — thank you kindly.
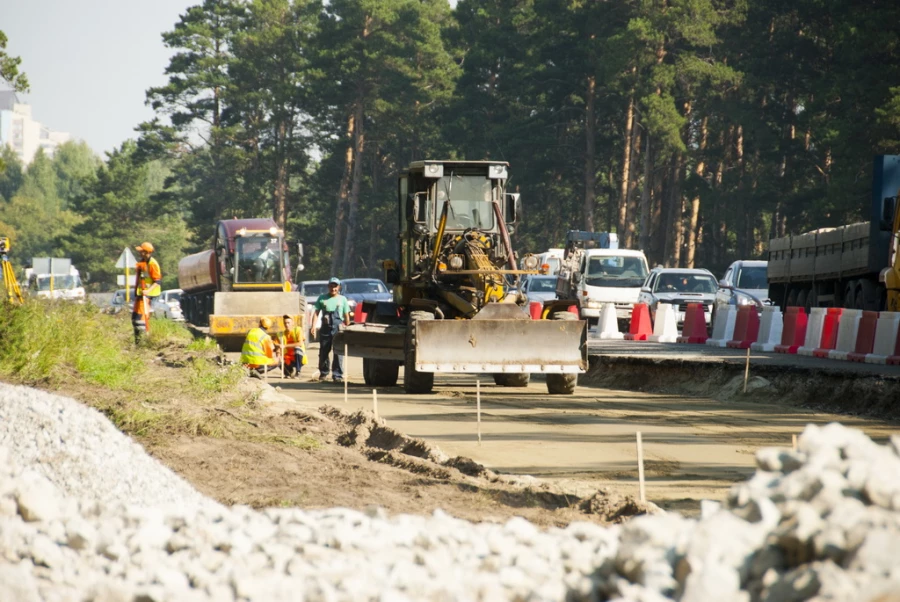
[574,249,649,325]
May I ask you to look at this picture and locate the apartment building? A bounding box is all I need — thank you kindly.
[0,90,70,165]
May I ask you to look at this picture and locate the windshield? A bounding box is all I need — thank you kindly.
[302,282,328,297]
[737,266,768,289]
[655,273,717,294]
[528,277,557,292]
[168,291,182,303]
[235,236,283,284]
[436,174,495,230]
[584,256,648,288]
[343,280,387,295]
[36,274,81,290]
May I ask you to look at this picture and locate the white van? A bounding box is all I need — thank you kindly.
[575,249,649,326]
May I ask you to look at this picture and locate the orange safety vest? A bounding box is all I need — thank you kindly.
[280,326,307,365]
[135,257,162,297]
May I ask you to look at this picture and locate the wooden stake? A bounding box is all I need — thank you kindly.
[344,343,348,404]
[476,379,482,445]
[372,389,379,420]
[792,434,798,451]
[743,347,751,393]
[636,431,646,503]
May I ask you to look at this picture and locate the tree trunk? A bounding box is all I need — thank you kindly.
[272,118,289,232]
[686,117,707,268]
[638,133,652,254]
[583,75,596,232]
[330,112,355,276]
[625,120,641,248]
[341,99,366,276]
[617,86,636,238]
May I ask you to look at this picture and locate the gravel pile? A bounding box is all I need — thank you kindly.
[1,381,899,601]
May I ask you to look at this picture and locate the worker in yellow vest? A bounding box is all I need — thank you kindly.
[133,242,162,343]
[240,317,279,378]
[275,314,307,379]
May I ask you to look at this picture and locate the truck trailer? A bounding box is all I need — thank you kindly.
[767,155,900,312]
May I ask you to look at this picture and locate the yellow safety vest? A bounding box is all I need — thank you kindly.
[137,258,162,297]
[240,328,276,367]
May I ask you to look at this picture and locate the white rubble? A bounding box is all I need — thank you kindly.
[2,382,900,601]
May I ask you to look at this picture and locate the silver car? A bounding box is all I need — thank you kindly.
[520,274,558,304]
[150,289,185,321]
[714,260,770,320]
[638,268,718,328]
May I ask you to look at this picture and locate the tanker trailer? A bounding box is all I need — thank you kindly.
[178,218,306,350]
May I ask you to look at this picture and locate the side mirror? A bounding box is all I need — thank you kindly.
[718,279,731,289]
[505,193,522,224]
[881,196,897,230]
[641,287,651,293]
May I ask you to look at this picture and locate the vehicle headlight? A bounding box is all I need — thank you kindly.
[585,299,603,309]
[736,295,753,306]
[523,255,539,270]
[449,255,464,269]
[348,300,357,308]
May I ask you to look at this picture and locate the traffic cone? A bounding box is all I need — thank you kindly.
[677,303,709,344]
[624,303,652,341]
[597,303,624,340]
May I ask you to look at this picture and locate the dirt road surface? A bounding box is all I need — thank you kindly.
[260,350,897,516]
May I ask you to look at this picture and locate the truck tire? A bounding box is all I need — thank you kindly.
[493,373,530,387]
[404,311,434,394]
[844,281,856,309]
[364,358,400,387]
[546,312,578,395]
[859,279,877,311]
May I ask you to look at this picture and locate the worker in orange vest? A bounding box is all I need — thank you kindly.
[133,242,162,343]
[275,314,307,378]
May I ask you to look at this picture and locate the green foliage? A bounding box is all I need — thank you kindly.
[0,300,140,388]
[0,30,29,93]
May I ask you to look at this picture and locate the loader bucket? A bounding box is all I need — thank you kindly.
[209,291,305,351]
[414,311,587,374]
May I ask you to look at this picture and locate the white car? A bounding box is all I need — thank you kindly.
[150,289,185,321]
[299,280,328,341]
[714,260,771,320]
[638,268,718,328]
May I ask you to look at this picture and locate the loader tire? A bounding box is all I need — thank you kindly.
[404,311,434,394]
[364,358,400,387]
[493,373,530,387]
[546,311,578,395]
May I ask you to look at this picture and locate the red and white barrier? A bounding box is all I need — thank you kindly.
[775,307,808,354]
[726,305,760,349]
[828,309,863,360]
[886,320,900,365]
[811,308,843,358]
[797,308,827,356]
[649,304,679,343]
[676,303,709,344]
[625,303,652,341]
[847,311,879,362]
[597,303,624,340]
[751,306,784,352]
[706,306,737,348]
[864,312,900,364]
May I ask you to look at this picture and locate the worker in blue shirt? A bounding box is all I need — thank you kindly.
[310,277,351,383]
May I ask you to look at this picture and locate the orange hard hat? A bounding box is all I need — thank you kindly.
[260,317,273,329]
[135,242,155,253]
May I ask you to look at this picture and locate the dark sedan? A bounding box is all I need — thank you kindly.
[340,278,392,312]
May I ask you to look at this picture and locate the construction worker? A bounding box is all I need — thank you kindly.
[133,242,162,343]
[240,317,279,378]
[310,277,351,383]
[275,314,307,378]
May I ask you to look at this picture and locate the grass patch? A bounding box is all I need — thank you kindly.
[246,433,322,451]
[188,356,245,395]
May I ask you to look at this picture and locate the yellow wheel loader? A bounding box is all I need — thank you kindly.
[335,160,587,395]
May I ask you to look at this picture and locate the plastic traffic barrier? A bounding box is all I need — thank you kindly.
[597,303,624,340]
[726,305,760,349]
[865,312,900,364]
[751,306,784,352]
[706,306,737,348]
[828,309,863,360]
[774,307,808,354]
[676,303,709,344]
[625,303,652,341]
[886,318,900,365]
[529,301,543,321]
[847,311,879,362]
[812,308,843,358]
[797,308,827,356]
[649,303,679,342]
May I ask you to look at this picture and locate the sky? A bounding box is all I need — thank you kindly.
[2,0,197,156]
